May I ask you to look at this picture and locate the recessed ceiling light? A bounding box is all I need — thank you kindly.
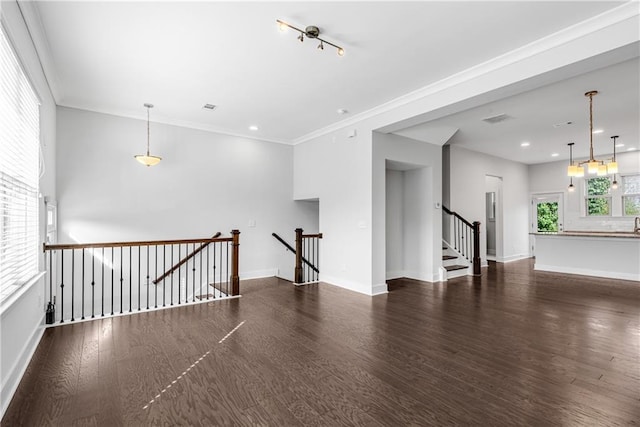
[615,143,625,148]
[249,125,259,131]
[551,153,559,157]
[520,142,530,147]
[592,129,604,134]
[337,108,349,115]
[203,104,216,110]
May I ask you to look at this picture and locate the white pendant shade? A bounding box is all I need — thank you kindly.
[134,154,162,167]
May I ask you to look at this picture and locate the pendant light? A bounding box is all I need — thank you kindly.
[134,103,162,167]
[567,91,616,177]
[567,143,576,192]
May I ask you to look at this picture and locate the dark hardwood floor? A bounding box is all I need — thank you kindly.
[3,259,639,426]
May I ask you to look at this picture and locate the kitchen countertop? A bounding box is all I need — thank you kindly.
[531,230,640,238]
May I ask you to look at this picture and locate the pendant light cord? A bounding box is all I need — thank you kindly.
[146,106,151,156]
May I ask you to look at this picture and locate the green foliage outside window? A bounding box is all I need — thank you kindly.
[586,177,610,216]
[537,202,558,232]
[623,175,640,216]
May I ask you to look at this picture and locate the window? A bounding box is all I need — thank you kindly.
[585,177,611,216]
[622,174,640,216]
[0,25,40,303]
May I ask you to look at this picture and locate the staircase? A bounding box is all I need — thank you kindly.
[442,243,471,280]
[442,205,481,280]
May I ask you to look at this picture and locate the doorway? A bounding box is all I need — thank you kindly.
[485,175,502,262]
[530,193,563,256]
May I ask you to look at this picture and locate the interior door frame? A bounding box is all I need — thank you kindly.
[530,192,564,256]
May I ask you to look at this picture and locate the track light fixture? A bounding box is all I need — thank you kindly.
[277,19,345,56]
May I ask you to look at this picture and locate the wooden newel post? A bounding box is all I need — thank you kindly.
[472,221,481,276]
[231,229,240,296]
[294,228,303,284]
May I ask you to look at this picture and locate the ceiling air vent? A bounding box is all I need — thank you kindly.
[203,104,216,110]
[482,113,512,124]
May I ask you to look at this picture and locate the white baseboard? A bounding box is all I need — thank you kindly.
[497,254,531,263]
[321,275,384,296]
[239,269,278,280]
[534,264,640,282]
[371,283,389,295]
[385,270,404,280]
[1,316,44,419]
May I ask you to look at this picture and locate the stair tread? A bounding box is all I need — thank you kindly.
[444,265,468,272]
[442,255,457,260]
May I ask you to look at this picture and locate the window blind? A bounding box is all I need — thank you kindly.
[0,25,40,303]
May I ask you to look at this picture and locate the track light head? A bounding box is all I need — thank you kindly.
[337,47,345,57]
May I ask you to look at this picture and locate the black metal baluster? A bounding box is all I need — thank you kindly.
[91,249,95,318]
[312,237,316,282]
[207,244,210,300]
[48,250,53,314]
[199,244,203,302]
[71,250,75,322]
[171,245,174,306]
[178,245,181,304]
[120,247,123,314]
[163,245,166,307]
[101,248,104,317]
[155,245,158,308]
[138,246,141,311]
[129,246,132,313]
[192,243,196,302]
[146,245,150,310]
[224,241,228,295]
[111,247,114,315]
[60,250,65,323]
[81,249,85,320]
[213,242,216,296]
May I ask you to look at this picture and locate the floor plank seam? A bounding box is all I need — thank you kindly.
[141,320,246,410]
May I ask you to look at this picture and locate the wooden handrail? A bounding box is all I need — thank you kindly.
[272,232,319,274]
[302,233,323,239]
[442,205,473,228]
[43,233,227,251]
[153,232,222,284]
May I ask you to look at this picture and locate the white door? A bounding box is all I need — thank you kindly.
[531,193,563,256]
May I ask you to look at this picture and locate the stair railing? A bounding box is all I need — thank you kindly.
[153,232,221,284]
[42,230,240,325]
[442,206,481,275]
[272,228,322,284]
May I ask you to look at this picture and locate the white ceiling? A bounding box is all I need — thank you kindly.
[394,58,640,164]
[28,0,631,149]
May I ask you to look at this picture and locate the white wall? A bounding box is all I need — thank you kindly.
[56,107,318,280]
[385,170,404,278]
[374,133,442,287]
[449,146,529,263]
[1,1,57,417]
[529,151,640,231]
[293,129,374,294]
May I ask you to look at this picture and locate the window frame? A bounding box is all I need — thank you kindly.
[584,176,612,217]
[621,173,640,217]
[0,21,42,305]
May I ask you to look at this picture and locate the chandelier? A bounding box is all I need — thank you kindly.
[134,103,162,167]
[566,91,617,178]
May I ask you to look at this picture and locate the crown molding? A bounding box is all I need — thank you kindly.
[292,2,640,145]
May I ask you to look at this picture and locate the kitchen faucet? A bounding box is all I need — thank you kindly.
[635,217,640,234]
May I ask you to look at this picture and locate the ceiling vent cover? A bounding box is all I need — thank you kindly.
[482,113,512,124]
